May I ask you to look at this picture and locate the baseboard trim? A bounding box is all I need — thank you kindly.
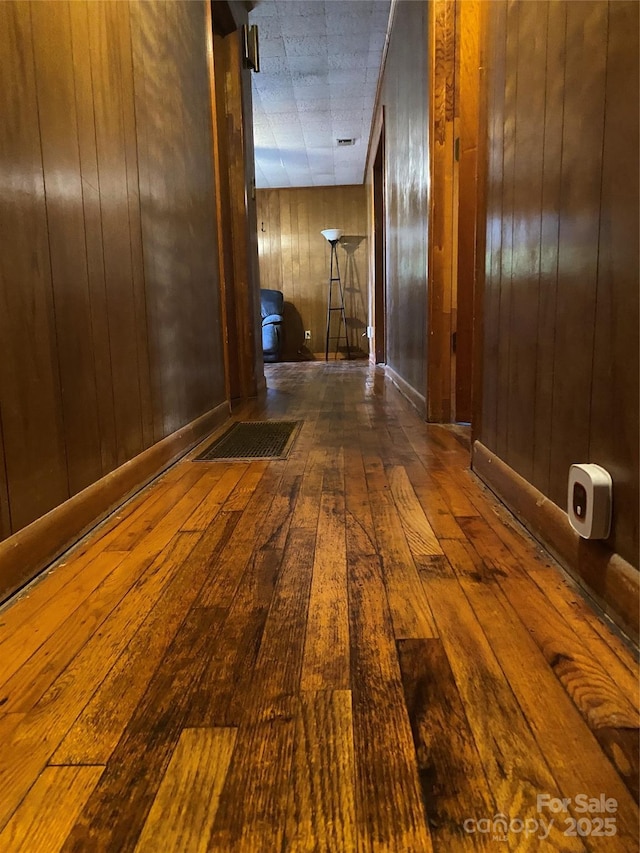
[385,365,427,417]
[472,440,639,644]
[0,401,230,604]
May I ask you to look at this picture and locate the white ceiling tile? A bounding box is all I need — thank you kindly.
[281,15,328,36]
[284,35,329,56]
[296,98,332,112]
[365,65,380,83]
[327,33,371,54]
[277,0,326,16]
[326,13,371,35]
[259,37,287,58]
[250,1,279,19]
[258,56,292,74]
[287,55,329,73]
[329,95,364,109]
[251,0,390,188]
[368,31,386,51]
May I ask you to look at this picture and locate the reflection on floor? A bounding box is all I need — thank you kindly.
[0,362,637,852]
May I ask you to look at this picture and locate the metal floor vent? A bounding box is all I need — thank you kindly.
[195,421,301,461]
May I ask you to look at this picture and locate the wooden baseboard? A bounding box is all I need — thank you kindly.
[472,440,639,644]
[0,401,230,605]
[385,365,427,417]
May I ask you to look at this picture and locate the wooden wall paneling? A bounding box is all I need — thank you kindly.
[167,0,200,426]
[494,0,519,460]
[0,1,70,533]
[532,0,567,496]
[289,192,301,355]
[255,187,369,361]
[161,0,192,432]
[469,0,489,445]
[128,0,166,444]
[185,1,226,420]
[88,1,144,465]
[68,2,119,476]
[589,0,639,567]
[0,419,9,541]
[504,0,548,482]
[380,0,429,401]
[295,190,311,356]
[213,32,242,403]
[117,1,154,450]
[455,0,481,424]
[480,1,507,453]
[223,30,258,397]
[427,0,455,422]
[548,0,608,509]
[30,1,104,497]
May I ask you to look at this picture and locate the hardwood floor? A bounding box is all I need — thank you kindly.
[0,362,637,852]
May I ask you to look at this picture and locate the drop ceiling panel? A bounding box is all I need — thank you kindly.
[250,0,390,188]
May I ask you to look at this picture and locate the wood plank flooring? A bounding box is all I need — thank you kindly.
[0,362,637,852]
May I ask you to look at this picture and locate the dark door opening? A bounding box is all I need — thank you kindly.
[373,123,386,365]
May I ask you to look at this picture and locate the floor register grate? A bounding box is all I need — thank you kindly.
[194,420,301,461]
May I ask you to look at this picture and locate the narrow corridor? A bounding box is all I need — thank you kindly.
[0,362,637,852]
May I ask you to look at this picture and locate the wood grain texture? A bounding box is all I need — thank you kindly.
[256,186,369,360]
[301,484,350,690]
[285,690,356,852]
[134,728,236,853]
[588,0,639,567]
[378,0,429,403]
[423,576,586,852]
[0,0,69,532]
[0,766,103,853]
[473,439,639,641]
[346,517,433,851]
[0,0,229,602]
[428,0,455,422]
[0,361,637,849]
[398,638,494,851]
[479,0,638,569]
[464,579,638,849]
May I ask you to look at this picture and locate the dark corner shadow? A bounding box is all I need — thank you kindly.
[281,301,315,361]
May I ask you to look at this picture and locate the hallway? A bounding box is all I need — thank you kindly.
[0,362,637,852]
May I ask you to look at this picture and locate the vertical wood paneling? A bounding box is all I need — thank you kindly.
[589,0,639,564]
[505,0,547,482]
[532,0,567,496]
[0,1,70,531]
[455,0,481,425]
[480,0,638,568]
[129,0,167,442]
[380,0,429,399]
[255,186,368,359]
[428,0,455,422]
[548,0,608,507]
[495,0,519,460]
[481,1,507,453]
[117,1,154,450]
[88,1,144,466]
[68,2,119,477]
[31,2,104,497]
[0,1,227,566]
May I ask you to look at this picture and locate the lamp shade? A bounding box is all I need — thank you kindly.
[321,228,343,242]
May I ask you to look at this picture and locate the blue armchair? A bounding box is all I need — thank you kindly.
[260,289,284,362]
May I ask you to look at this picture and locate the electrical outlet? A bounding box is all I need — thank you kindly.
[304,330,311,340]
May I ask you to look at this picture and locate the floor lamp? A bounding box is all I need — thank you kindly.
[321,229,351,362]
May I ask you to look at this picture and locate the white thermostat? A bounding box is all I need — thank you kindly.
[567,464,612,540]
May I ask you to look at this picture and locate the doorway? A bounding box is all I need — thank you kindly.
[372,115,386,365]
